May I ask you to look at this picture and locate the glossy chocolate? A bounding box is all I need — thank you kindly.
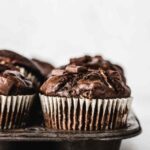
[0,50,43,82]
[0,65,35,95]
[40,55,131,99]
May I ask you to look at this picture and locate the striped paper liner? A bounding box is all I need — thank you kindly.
[40,95,132,131]
[0,95,34,130]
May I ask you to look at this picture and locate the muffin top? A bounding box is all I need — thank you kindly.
[32,58,54,79]
[0,65,35,95]
[0,50,43,80]
[40,55,131,99]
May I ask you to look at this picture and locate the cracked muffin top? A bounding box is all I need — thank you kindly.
[40,55,131,99]
[0,50,44,83]
[0,65,35,95]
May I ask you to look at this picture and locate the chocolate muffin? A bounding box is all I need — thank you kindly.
[0,65,35,129]
[40,55,132,130]
[32,58,54,79]
[0,50,43,86]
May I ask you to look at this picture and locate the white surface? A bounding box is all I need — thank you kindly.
[0,0,149,149]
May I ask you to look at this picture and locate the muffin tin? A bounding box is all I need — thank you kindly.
[0,111,141,150]
[0,51,141,150]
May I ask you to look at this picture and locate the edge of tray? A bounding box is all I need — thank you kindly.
[0,112,142,142]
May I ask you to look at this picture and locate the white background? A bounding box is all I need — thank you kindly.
[0,0,149,149]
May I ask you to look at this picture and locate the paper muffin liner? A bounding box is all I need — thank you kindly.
[0,94,34,130]
[40,95,132,131]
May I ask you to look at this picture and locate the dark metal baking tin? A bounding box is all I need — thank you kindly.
[0,112,141,150]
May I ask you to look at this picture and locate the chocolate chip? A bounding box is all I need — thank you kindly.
[65,65,87,73]
[51,69,65,76]
[70,55,91,65]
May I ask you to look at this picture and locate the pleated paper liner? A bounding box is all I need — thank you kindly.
[40,95,132,131]
[0,95,34,130]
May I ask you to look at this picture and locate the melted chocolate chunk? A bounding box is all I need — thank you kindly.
[0,50,43,82]
[0,65,35,95]
[51,69,65,76]
[65,64,87,73]
[40,55,131,99]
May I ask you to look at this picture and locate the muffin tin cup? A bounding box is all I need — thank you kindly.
[0,95,35,130]
[40,95,132,130]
